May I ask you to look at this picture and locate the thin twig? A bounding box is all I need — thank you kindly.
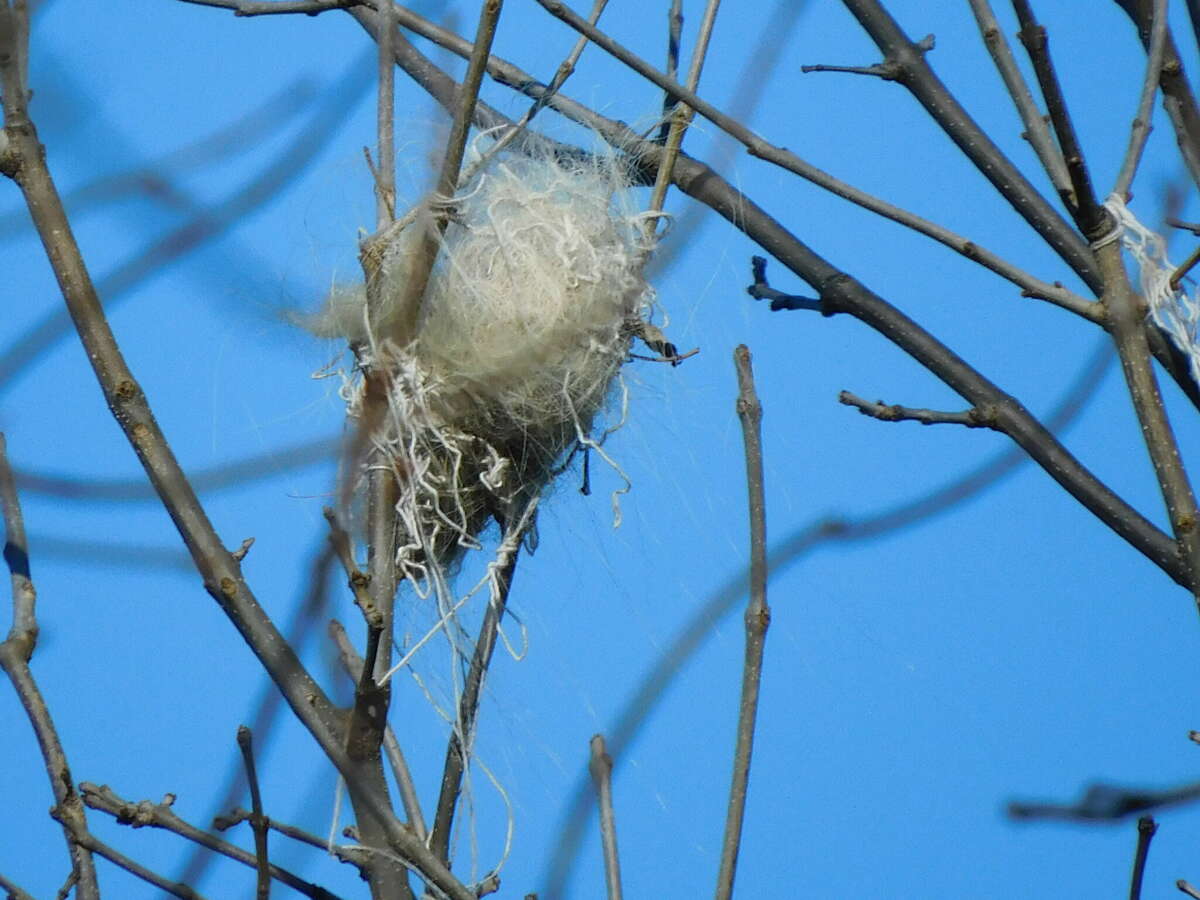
[657,0,682,143]
[214,805,371,870]
[0,873,36,900]
[1180,880,1200,898]
[1113,0,1200,193]
[1171,243,1200,289]
[60,821,208,900]
[1010,780,1200,820]
[1130,816,1157,900]
[839,392,998,428]
[178,0,364,14]
[429,516,525,864]
[588,735,623,900]
[715,346,771,900]
[1012,0,1104,235]
[966,0,1072,202]
[0,432,99,900]
[646,0,723,230]
[329,619,428,843]
[1115,0,1169,198]
[382,0,503,345]
[82,783,347,900]
[237,727,271,900]
[375,0,395,225]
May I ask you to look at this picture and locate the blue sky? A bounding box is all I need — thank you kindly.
[4,1,1200,897]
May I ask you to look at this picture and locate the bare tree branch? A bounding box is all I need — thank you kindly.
[1114,0,1169,198]
[1130,815,1157,900]
[0,431,99,900]
[329,619,428,843]
[178,0,365,15]
[714,346,770,900]
[588,735,623,900]
[839,392,998,428]
[81,783,345,900]
[1113,0,1200,191]
[1,14,473,898]
[533,0,1098,322]
[966,0,1072,203]
[236,727,271,900]
[429,512,525,866]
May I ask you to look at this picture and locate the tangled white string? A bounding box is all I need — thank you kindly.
[1100,193,1200,385]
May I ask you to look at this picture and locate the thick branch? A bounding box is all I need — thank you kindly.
[1094,240,1200,595]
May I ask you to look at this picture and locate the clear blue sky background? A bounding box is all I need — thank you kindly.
[4,1,1200,897]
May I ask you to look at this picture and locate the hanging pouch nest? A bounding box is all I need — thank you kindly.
[311,141,658,585]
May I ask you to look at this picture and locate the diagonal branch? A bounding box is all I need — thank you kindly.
[429,512,526,865]
[966,0,1072,202]
[749,255,1186,586]
[428,0,1097,321]
[1011,0,1104,236]
[0,12,471,899]
[1113,0,1200,192]
[1114,0,1169,198]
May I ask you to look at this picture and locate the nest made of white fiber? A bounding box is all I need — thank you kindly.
[313,140,658,585]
